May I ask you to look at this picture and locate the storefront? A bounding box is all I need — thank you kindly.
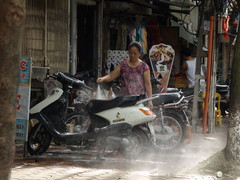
[20,0,197,101]
[100,1,195,90]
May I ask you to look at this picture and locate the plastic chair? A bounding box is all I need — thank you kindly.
[202,92,222,126]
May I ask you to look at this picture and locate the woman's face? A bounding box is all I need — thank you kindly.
[129,46,141,61]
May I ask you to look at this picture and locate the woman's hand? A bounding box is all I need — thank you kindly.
[147,100,153,110]
[96,77,104,83]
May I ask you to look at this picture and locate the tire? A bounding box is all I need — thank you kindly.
[27,123,52,156]
[152,110,185,150]
[118,127,149,160]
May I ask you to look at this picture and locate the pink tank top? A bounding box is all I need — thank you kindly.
[119,60,150,96]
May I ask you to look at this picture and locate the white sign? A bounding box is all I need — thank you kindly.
[149,43,175,89]
[16,58,32,141]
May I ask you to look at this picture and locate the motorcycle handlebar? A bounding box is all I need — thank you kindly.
[82,83,93,91]
[47,74,58,79]
[51,72,93,91]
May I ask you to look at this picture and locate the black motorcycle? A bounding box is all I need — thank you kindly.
[151,88,190,150]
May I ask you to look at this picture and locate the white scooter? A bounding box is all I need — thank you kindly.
[27,72,157,159]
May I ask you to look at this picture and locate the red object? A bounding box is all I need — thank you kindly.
[17,95,21,110]
[233,20,238,29]
[222,17,230,41]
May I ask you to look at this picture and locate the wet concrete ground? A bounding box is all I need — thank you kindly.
[11,124,228,180]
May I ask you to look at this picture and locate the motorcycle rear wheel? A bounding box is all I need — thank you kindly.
[118,127,149,160]
[27,123,52,156]
[152,110,185,150]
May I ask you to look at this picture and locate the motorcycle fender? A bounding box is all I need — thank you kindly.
[30,87,63,114]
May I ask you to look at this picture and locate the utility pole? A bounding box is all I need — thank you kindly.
[192,0,216,133]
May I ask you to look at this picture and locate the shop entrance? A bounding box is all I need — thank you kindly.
[77,4,96,73]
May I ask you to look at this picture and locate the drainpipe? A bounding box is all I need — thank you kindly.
[44,0,48,67]
[70,0,77,75]
[203,16,214,134]
[96,0,104,77]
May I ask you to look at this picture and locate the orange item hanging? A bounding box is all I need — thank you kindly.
[222,17,230,41]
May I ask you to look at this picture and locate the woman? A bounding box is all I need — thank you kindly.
[97,42,153,109]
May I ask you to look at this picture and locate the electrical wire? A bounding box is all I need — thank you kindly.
[177,0,204,36]
[181,4,198,35]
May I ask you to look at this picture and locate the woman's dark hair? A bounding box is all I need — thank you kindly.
[128,41,143,54]
[181,48,192,57]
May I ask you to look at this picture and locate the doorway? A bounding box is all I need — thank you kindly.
[77,5,96,73]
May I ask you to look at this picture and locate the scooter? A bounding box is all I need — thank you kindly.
[70,77,190,151]
[27,72,157,159]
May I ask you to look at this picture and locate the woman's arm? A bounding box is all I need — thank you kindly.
[144,69,153,109]
[97,64,121,82]
[144,70,152,98]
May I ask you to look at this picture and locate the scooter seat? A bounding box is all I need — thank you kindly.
[179,88,194,97]
[153,93,182,106]
[86,94,145,113]
[165,88,179,93]
[216,85,229,96]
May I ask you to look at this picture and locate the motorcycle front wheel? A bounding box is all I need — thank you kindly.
[27,123,52,156]
[118,127,149,160]
[152,110,185,150]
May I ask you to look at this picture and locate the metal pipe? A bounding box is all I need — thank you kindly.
[208,12,217,133]
[70,0,77,75]
[44,0,48,67]
[203,16,214,134]
[96,0,104,77]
